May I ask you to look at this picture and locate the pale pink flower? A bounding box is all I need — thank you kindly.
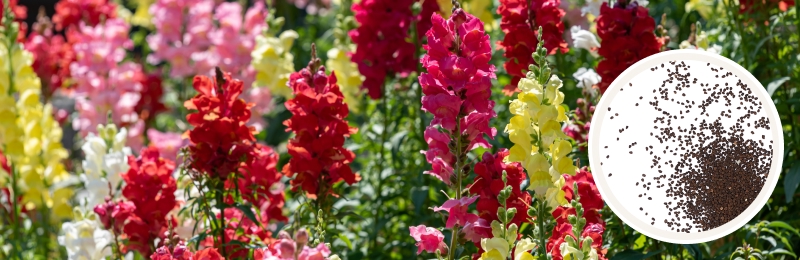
[146,129,187,162]
[409,225,448,255]
[462,217,492,243]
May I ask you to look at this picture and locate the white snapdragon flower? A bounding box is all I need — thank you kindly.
[58,209,113,260]
[573,68,602,89]
[570,26,600,57]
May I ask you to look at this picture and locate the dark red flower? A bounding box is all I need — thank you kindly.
[136,72,167,123]
[350,0,436,98]
[283,65,359,198]
[498,0,568,94]
[740,0,795,13]
[595,1,662,93]
[151,241,194,260]
[184,70,256,179]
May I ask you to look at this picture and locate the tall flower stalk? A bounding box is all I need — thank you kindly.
[415,3,496,258]
[505,27,577,257]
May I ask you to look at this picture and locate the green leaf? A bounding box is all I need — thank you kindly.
[234,204,261,227]
[338,234,353,249]
[766,221,800,237]
[683,244,703,259]
[767,77,790,96]
[766,248,796,258]
[783,163,800,203]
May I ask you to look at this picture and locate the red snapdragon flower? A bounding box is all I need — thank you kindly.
[185,70,256,179]
[469,149,531,227]
[118,147,179,256]
[53,0,117,31]
[228,143,287,222]
[595,1,662,93]
[282,65,359,198]
[498,0,568,94]
[349,0,438,98]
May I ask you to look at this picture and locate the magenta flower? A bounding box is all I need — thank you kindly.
[433,196,479,228]
[297,244,331,260]
[409,225,448,255]
[419,9,496,184]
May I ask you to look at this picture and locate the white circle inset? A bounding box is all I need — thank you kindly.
[588,49,783,244]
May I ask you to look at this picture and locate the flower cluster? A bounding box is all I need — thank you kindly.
[547,168,606,260]
[79,124,131,209]
[25,17,75,97]
[505,32,575,211]
[147,0,265,85]
[251,29,299,99]
[0,41,73,219]
[58,208,114,259]
[349,0,437,98]
[184,70,255,179]
[419,9,497,184]
[470,150,531,229]
[92,147,178,256]
[69,18,148,151]
[498,0,568,94]
[595,1,662,93]
[282,61,359,197]
[116,147,179,255]
[53,0,117,31]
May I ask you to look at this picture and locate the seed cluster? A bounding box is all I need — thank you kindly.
[603,60,773,233]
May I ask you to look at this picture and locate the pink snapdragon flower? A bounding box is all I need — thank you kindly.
[70,18,146,150]
[433,196,479,228]
[419,9,497,184]
[409,225,448,255]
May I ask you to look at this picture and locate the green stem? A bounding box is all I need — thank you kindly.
[369,82,390,253]
[537,198,548,257]
[448,119,465,260]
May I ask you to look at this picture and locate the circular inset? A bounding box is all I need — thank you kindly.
[588,50,783,244]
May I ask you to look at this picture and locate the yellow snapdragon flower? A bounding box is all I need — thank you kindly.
[326,46,365,113]
[505,65,575,212]
[252,30,299,98]
[1,41,72,220]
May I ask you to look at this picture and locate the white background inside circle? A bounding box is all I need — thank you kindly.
[588,50,784,244]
